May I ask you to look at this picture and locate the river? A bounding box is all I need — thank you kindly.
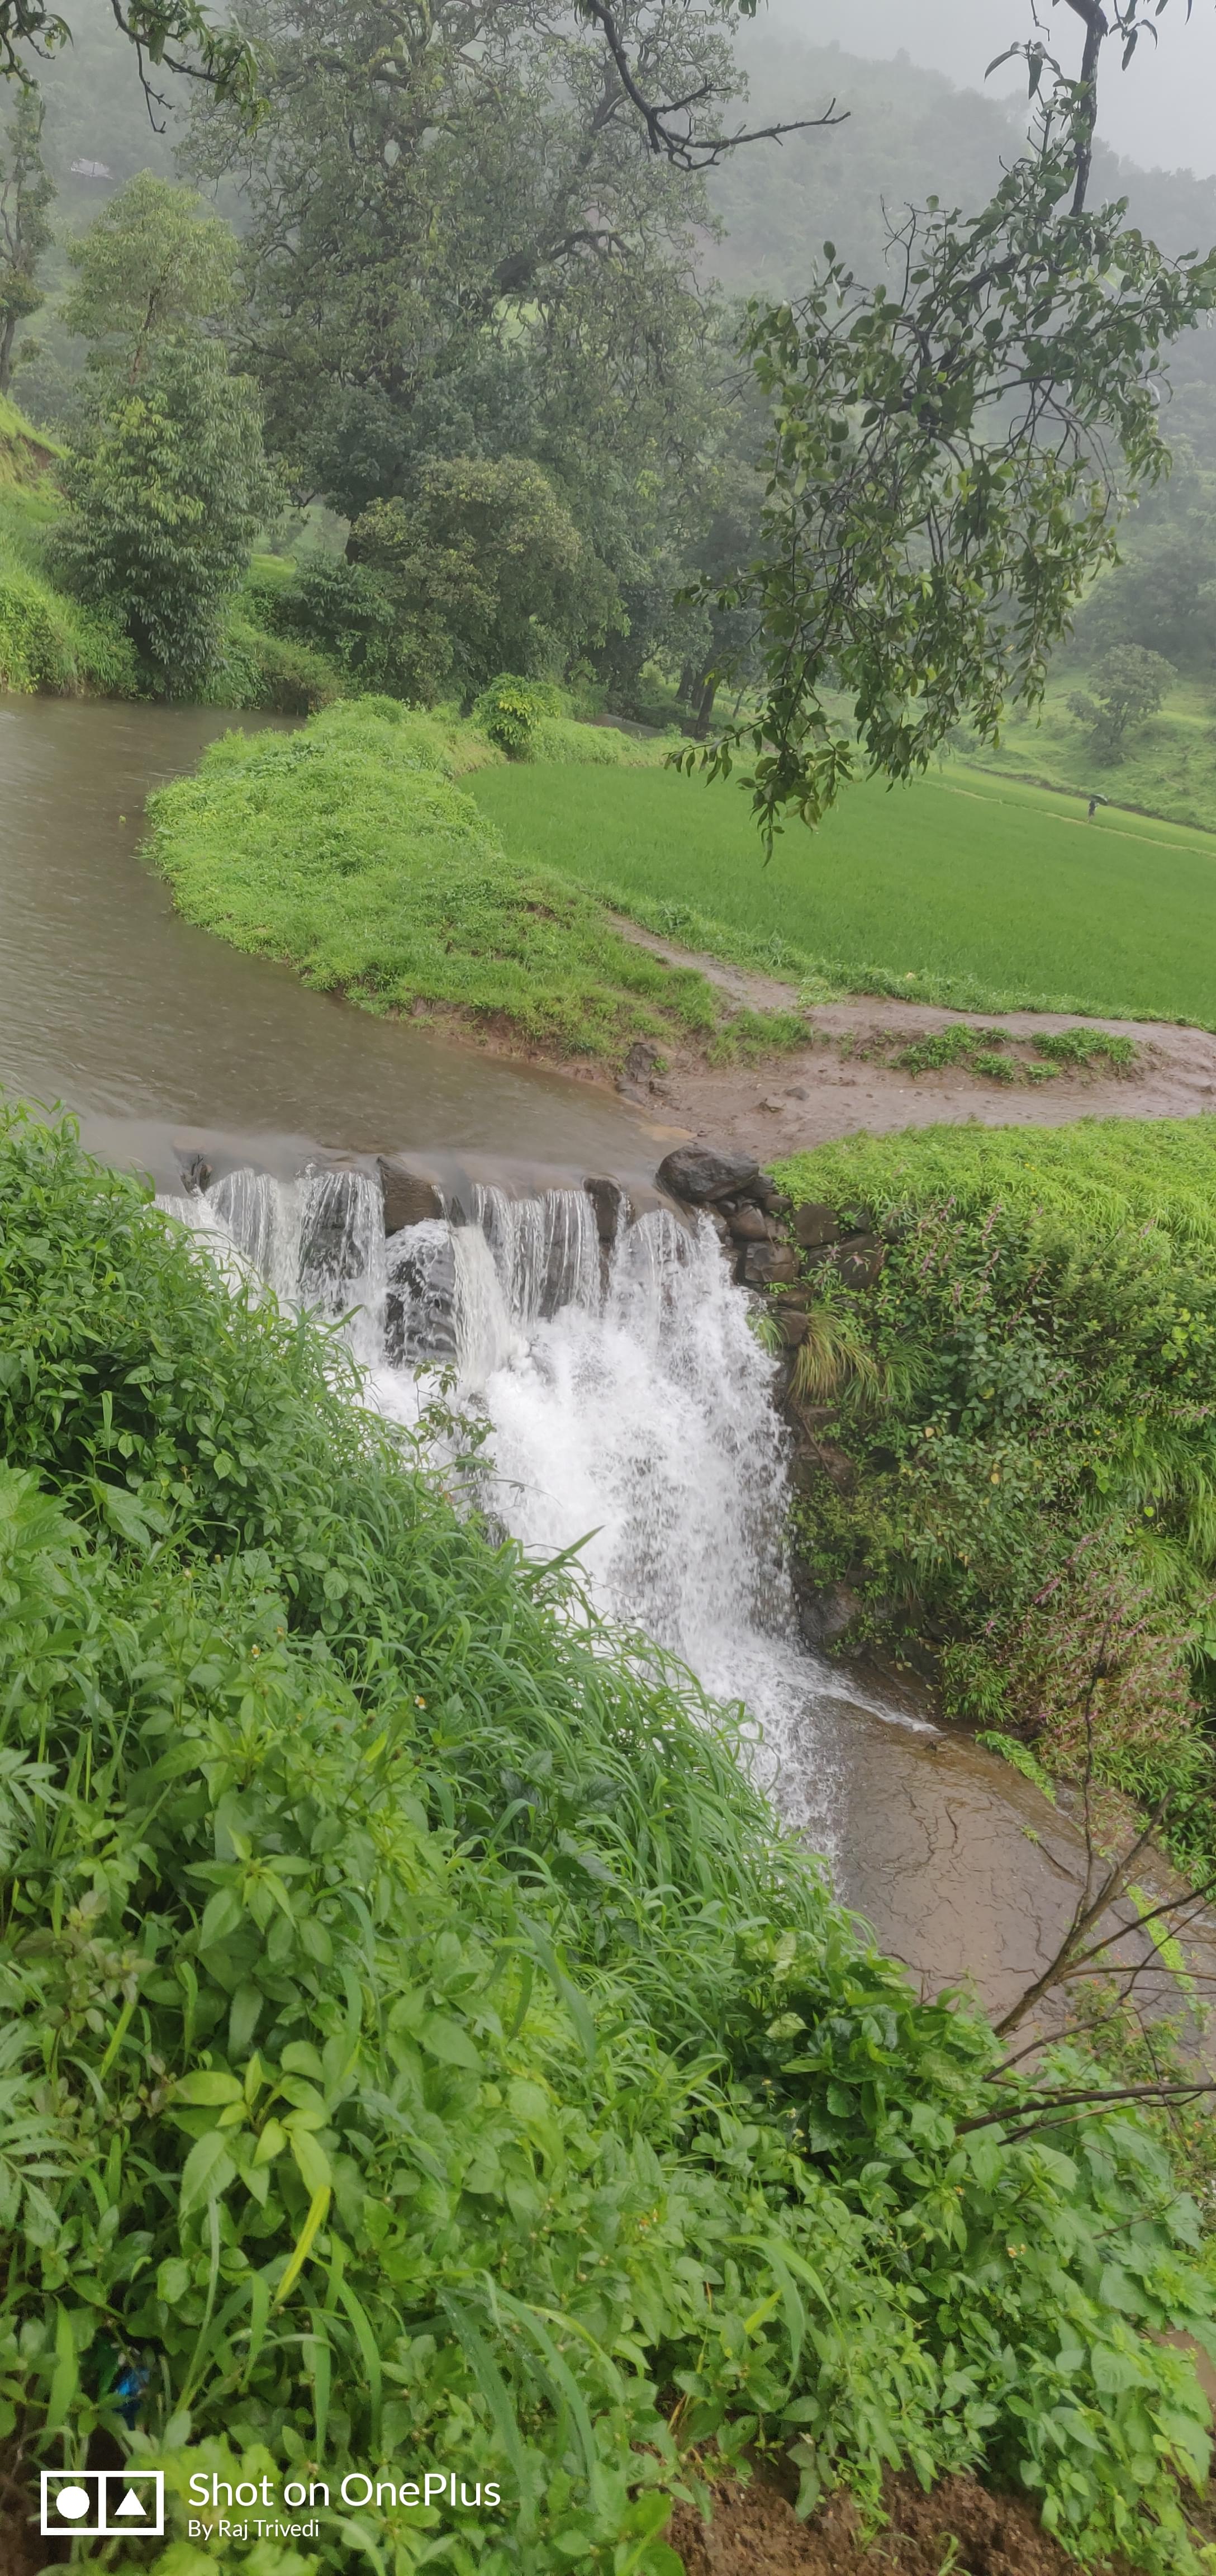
[3,689,1208,2026]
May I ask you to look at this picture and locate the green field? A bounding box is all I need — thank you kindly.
[971,675,1216,837]
[471,758,1216,1026]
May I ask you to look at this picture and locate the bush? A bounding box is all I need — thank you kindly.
[1,1100,1214,2573]
[772,1119,1216,1860]
[473,671,567,754]
[0,544,138,694]
[203,612,341,716]
[246,552,409,698]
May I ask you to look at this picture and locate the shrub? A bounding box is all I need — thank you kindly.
[0,544,137,694]
[473,671,566,754]
[773,1120,1216,1858]
[1,1099,1214,2573]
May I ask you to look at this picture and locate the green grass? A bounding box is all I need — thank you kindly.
[470,758,1216,1028]
[3,1097,1216,2574]
[972,674,1216,836]
[146,698,806,1064]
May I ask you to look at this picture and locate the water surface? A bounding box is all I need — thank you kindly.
[0,694,659,1171]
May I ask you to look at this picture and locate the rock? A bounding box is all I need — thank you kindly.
[833,1233,886,1291]
[741,1240,799,1288]
[622,1039,663,1086]
[584,1176,627,1243]
[615,1079,649,1102]
[791,1200,840,1249]
[797,1580,864,1650]
[727,1204,773,1243]
[758,1095,785,1114]
[749,1176,784,1214]
[771,1303,810,1347]
[803,1232,886,1291]
[378,1155,445,1234]
[656,1144,760,1205]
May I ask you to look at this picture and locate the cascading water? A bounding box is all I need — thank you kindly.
[160,1168,855,1843]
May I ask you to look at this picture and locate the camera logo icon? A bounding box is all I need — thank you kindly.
[41,2470,165,2537]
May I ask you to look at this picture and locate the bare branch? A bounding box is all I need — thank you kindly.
[573,0,847,169]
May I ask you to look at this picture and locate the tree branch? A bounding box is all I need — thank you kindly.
[573,0,847,169]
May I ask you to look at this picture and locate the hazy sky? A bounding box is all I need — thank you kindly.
[764,1,1216,177]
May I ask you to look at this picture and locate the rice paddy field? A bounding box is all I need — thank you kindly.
[469,757,1216,1026]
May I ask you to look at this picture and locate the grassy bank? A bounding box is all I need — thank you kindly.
[145,699,806,1064]
[771,1119,1216,1866]
[471,759,1216,1028]
[2,1097,1215,2573]
[969,675,1216,836]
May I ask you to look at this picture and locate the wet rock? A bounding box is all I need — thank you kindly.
[803,1232,886,1291]
[727,1204,773,1243]
[378,1155,445,1234]
[656,1144,760,1205]
[584,1176,627,1243]
[621,1039,664,1087]
[797,1579,864,1649]
[741,1240,799,1288]
[791,1199,840,1248]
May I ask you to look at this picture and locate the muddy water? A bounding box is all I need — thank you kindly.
[4,689,1212,2023]
[0,693,659,1171]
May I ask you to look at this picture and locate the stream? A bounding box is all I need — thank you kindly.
[3,689,1210,2023]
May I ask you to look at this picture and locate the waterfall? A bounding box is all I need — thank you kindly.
[158,1169,848,1843]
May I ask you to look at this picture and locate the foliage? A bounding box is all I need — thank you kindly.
[469,759,1216,1030]
[54,339,276,695]
[62,172,239,382]
[1067,644,1178,763]
[184,0,735,680]
[246,554,406,699]
[683,105,1216,835]
[772,1119,1216,1854]
[348,463,620,704]
[0,533,136,689]
[0,0,259,116]
[1,1101,1215,2574]
[201,612,340,716]
[0,80,52,396]
[473,674,566,756]
[142,698,763,1064]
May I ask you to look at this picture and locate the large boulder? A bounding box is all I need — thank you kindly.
[741,1240,799,1289]
[656,1144,760,1205]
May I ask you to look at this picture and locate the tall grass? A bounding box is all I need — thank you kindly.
[1,1098,1214,2573]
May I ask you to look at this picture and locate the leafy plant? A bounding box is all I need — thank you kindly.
[775,1120,1216,1861]
[1,1099,1215,2572]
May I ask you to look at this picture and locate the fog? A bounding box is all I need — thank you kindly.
[759,0,1216,179]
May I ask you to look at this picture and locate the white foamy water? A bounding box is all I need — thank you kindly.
[159,1172,868,1844]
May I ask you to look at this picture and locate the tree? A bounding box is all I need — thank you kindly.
[62,168,238,378]
[684,87,1216,836]
[54,339,274,691]
[0,77,51,393]
[1067,642,1177,760]
[346,458,620,702]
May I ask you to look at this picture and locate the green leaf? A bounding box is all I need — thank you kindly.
[417,2011,481,2071]
[178,2129,237,2220]
[174,2071,244,2106]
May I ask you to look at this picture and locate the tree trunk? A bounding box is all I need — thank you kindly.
[0,312,17,398]
[694,674,719,739]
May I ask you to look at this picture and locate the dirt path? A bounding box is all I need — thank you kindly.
[613,919,1216,1159]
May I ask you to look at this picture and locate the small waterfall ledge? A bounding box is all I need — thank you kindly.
[156,1161,872,1850]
